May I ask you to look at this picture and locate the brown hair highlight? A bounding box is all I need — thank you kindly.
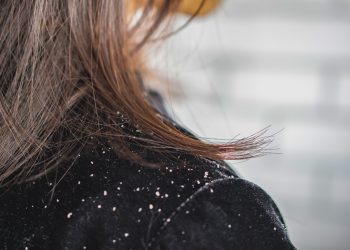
[0,0,271,187]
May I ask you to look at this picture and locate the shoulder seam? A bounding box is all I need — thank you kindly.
[147,176,237,249]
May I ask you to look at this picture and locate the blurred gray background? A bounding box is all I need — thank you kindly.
[152,0,350,249]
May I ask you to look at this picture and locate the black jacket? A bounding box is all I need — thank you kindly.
[0,92,296,249]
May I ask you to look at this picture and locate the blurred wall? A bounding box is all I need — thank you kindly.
[153,0,350,249]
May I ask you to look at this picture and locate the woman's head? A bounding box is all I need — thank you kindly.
[0,0,269,186]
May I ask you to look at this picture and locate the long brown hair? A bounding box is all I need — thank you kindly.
[0,0,270,187]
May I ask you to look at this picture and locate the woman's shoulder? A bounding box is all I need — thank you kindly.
[149,177,295,250]
[0,138,295,249]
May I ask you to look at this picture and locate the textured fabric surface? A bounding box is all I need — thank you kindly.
[0,90,296,249]
[0,136,296,249]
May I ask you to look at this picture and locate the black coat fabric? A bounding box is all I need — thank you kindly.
[0,92,296,249]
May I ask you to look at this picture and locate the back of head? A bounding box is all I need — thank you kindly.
[0,0,267,187]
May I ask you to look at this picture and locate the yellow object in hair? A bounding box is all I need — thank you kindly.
[177,0,222,16]
[129,0,222,17]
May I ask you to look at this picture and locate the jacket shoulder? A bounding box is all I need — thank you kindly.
[149,177,296,250]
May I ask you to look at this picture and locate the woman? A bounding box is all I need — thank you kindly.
[0,0,296,249]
